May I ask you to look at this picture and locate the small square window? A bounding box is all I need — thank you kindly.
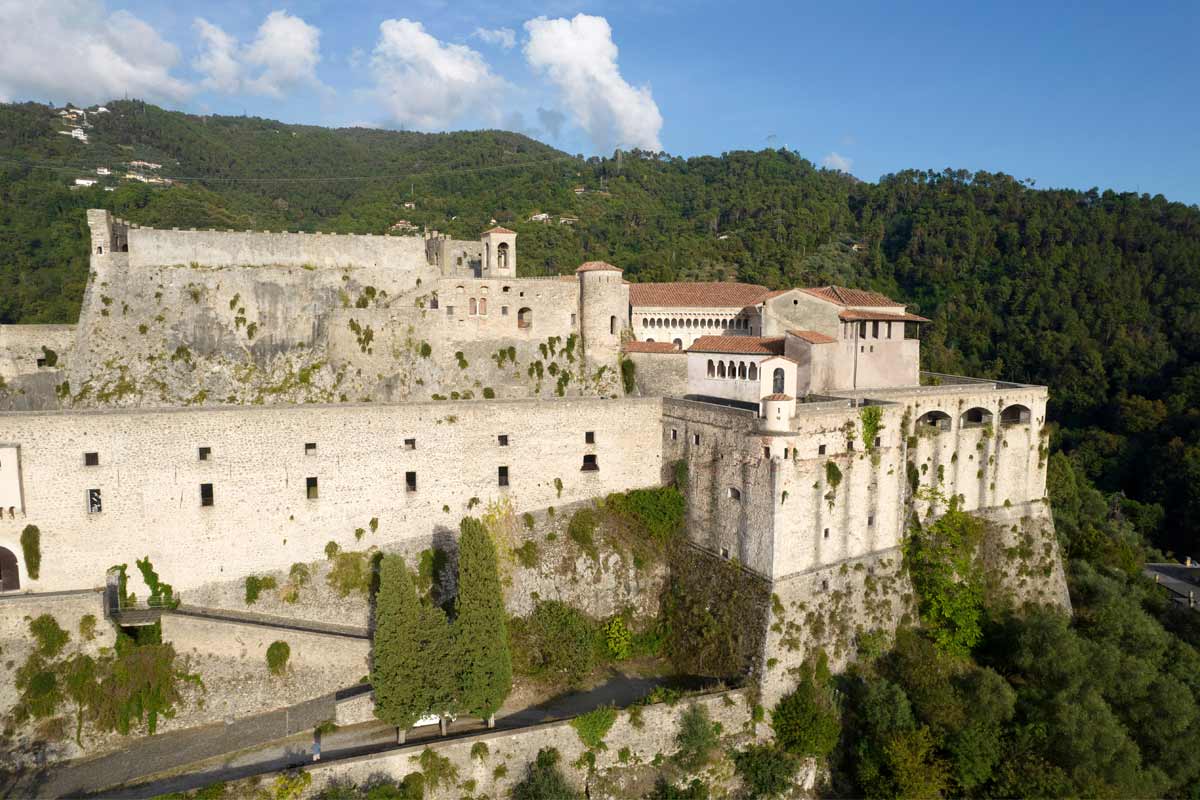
[501,306,509,316]
[581,454,599,472]
[36,357,47,368]
[306,476,318,499]
[304,442,317,455]
[585,431,595,444]
[498,435,509,446]
[84,452,99,467]
[405,471,417,492]
[87,488,102,513]
[818,444,826,455]
[498,466,509,487]
[198,446,211,461]
[200,483,214,507]
[502,286,511,293]
[404,438,416,450]
[447,306,455,316]
[692,433,700,446]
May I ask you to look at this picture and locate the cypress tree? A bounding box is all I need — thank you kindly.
[372,553,453,741]
[454,517,513,725]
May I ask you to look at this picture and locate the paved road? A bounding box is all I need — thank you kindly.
[1145,563,1200,608]
[24,694,335,799]
[41,671,680,799]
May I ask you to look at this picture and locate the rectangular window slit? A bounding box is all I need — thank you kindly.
[200,483,214,507]
[585,431,595,444]
[498,434,509,446]
[84,452,99,467]
[198,446,211,461]
[404,438,416,450]
[406,471,417,492]
[498,466,509,487]
[304,442,317,455]
[88,489,102,514]
[306,477,318,499]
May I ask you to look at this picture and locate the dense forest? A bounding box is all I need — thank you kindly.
[4,99,1200,796]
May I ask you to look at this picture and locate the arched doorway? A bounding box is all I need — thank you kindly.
[0,546,19,591]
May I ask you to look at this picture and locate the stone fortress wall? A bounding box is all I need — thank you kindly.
[0,396,664,593]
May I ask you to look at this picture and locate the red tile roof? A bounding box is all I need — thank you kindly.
[622,341,682,353]
[762,393,793,401]
[788,329,837,344]
[800,286,903,307]
[688,336,785,355]
[483,226,515,235]
[576,260,623,273]
[628,281,770,308]
[839,309,931,323]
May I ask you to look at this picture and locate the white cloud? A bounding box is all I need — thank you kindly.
[523,14,662,153]
[193,11,323,98]
[0,0,190,104]
[368,18,507,130]
[537,107,566,139]
[472,27,516,49]
[822,152,853,172]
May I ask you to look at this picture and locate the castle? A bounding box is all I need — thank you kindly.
[0,212,1065,704]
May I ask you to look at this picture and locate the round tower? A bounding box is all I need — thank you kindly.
[761,393,795,433]
[577,261,626,366]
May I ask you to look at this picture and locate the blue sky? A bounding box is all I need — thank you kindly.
[2,1,1196,203]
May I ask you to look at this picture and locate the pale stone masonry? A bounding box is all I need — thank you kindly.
[0,210,1067,711]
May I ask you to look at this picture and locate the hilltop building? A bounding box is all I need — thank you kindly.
[0,210,1064,704]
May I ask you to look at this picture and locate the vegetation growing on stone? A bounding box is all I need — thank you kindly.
[672,703,720,771]
[771,653,840,757]
[511,748,580,800]
[244,574,278,605]
[571,705,616,749]
[20,524,40,580]
[266,641,290,676]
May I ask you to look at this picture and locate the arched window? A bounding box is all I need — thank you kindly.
[0,545,19,591]
[772,368,785,394]
[517,307,533,329]
[479,298,487,315]
[469,297,477,315]
[497,242,509,269]
[727,487,741,501]
[610,315,617,335]
[96,246,103,255]
[1000,404,1032,425]
[430,294,439,310]
[642,318,648,328]
[456,285,465,294]
[707,359,715,378]
[717,361,726,378]
[673,338,683,348]
[749,363,758,381]
[738,362,747,380]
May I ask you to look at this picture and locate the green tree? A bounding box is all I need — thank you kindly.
[771,654,840,757]
[511,748,580,800]
[453,517,512,724]
[372,553,452,741]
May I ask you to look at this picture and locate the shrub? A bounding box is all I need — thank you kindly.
[79,614,97,641]
[289,562,311,586]
[607,487,686,543]
[732,745,799,799]
[325,541,340,559]
[772,656,840,757]
[483,387,496,399]
[272,770,311,800]
[16,656,62,719]
[603,616,632,660]
[30,614,69,658]
[825,461,843,490]
[522,512,536,530]
[419,341,432,358]
[620,358,636,394]
[649,779,710,800]
[673,704,720,771]
[415,747,458,790]
[327,551,375,597]
[267,641,291,675]
[20,524,40,580]
[509,600,599,686]
[514,540,539,569]
[567,507,599,560]
[512,748,580,800]
[245,574,278,605]
[572,705,617,749]
[471,741,490,760]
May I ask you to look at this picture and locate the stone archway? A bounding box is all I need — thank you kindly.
[0,546,19,591]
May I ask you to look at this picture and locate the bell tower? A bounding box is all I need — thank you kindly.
[481,227,516,277]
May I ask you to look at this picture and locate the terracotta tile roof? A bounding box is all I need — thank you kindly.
[788,329,837,344]
[622,341,682,353]
[628,281,770,308]
[800,285,903,307]
[838,309,931,323]
[762,393,793,401]
[576,260,623,273]
[688,336,785,355]
[483,226,515,235]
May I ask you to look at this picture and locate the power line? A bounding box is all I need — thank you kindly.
[0,153,579,185]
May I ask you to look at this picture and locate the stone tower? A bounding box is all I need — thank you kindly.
[481,227,516,277]
[577,261,627,366]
